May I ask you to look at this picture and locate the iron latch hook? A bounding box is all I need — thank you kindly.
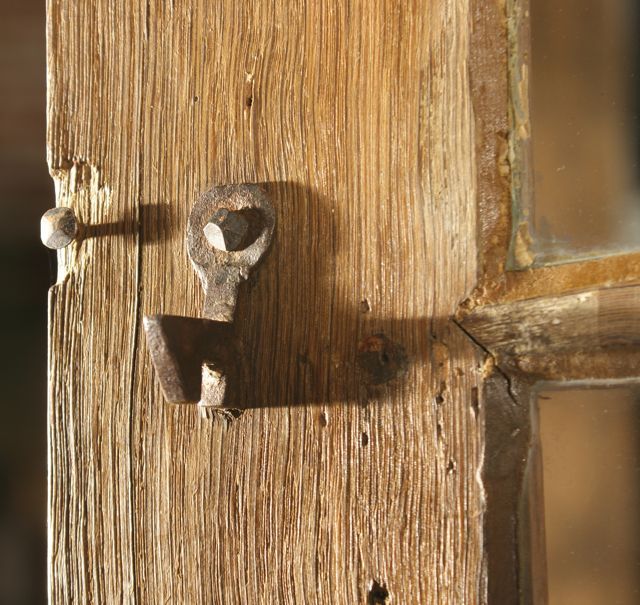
[143,183,275,415]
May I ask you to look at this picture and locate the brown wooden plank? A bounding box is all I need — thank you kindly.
[47,0,486,602]
[459,283,640,381]
[480,368,548,605]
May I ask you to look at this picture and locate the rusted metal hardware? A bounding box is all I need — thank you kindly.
[187,184,275,322]
[40,207,79,249]
[143,184,275,414]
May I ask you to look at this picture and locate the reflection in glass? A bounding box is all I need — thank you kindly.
[512,0,640,265]
[536,387,640,604]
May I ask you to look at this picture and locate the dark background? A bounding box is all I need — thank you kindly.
[0,1,51,603]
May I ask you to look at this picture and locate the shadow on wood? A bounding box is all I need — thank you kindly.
[229,181,463,409]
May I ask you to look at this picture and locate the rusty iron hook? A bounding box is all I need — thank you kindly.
[143,183,275,415]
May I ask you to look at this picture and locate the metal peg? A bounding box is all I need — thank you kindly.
[40,207,79,249]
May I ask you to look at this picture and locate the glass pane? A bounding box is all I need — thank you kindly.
[537,387,640,604]
[511,0,640,266]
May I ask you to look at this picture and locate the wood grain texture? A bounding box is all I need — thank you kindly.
[459,283,640,380]
[47,1,485,603]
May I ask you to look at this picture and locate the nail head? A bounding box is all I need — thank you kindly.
[41,207,79,249]
[203,208,249,252]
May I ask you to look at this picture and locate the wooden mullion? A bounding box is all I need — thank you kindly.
[480,368,545,605]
